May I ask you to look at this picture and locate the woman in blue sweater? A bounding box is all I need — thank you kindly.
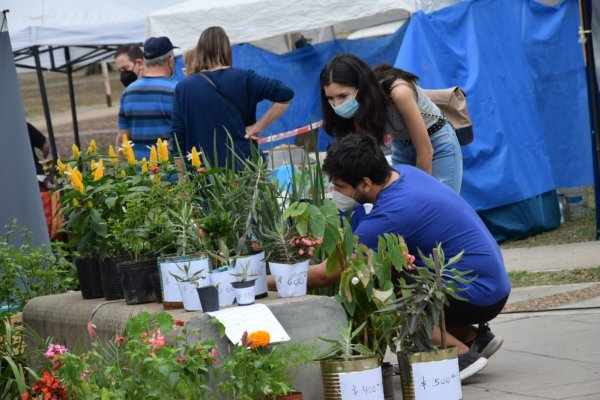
[171,26,294,167]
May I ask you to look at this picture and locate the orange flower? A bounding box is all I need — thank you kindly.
[247,330,270,349]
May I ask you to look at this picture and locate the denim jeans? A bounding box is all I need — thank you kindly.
[391,123,463,193]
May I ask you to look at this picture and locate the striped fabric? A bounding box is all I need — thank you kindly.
[118,77,177,158]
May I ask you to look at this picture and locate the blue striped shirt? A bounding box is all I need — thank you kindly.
[118,77,177,159]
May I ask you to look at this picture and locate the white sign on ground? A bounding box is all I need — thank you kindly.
[338,366,384,400]
[411,358,462,400]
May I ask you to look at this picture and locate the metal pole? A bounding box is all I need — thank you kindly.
[579,0,600,240]
[64,47,80,148]
[32,45,58,162]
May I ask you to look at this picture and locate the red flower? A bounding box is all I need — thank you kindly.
[87,321,99,340]
[198,228,205,239]
[173,320,186,327]
[115,336,126,343]
[151,166,160,174]
[21,393,32,400]
[197,167,206,173]
[27,371,68,399]
[178,356,186,363]
[232,181,238,187]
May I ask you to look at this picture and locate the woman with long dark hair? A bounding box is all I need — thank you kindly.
[320,54,463,193]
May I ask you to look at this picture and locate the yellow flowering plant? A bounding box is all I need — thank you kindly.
[217,330,316,400]
[55,143,122,257]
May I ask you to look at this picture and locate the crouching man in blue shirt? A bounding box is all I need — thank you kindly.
[310,134,510,380]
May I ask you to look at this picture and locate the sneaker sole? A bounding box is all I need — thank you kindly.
[459,357,488,381]
[480,335,504,359]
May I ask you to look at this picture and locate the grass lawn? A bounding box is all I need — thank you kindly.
[508,267,600,288]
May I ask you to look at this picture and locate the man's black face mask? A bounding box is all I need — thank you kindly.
[120,70,137,87]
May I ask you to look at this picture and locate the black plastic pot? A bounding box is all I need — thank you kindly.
[149,270,163,304]
[99,256,126,300]
[197,285,219,312]
[75,256,104,299]
[116,258,158,305]
[382,362,395,400]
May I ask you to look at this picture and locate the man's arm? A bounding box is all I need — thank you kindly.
[116,129,129,150]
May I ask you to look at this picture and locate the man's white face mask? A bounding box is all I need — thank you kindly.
[331,189,359,212]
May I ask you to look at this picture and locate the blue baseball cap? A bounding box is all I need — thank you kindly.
[143,37,178,59]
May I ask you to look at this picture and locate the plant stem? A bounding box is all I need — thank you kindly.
[433,248,447,349]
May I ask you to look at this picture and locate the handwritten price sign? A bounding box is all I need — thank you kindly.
[338,366,384,400]
[411,358,462,400]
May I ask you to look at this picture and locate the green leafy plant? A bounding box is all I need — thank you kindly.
[169,261,208,288]
[316,321,375,361]
[379,243,474,353]
[1,318,40,400]
[0,223,77,316]
[31,312,219,400]
[217,330,316,399]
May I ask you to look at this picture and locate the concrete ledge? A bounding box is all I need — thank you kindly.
[23,291,347,399]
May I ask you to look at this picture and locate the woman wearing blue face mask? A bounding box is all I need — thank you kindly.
[320,54,463,193]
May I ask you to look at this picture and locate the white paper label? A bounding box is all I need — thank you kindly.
[411,358,462,400]
[338,366,384,400]
[159,262,182,302]
[207,303,290,344]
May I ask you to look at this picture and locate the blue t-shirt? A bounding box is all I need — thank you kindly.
[171,68,294,167]
[118,77,177,160]
[354,165,511,306]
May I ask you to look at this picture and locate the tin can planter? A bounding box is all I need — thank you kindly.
[75,256,104,299]
[116,258,158,305]
[197,285,219,312]
[397,347,461,400]
[99,256,125,300]
[158,254,210,310]
[210,266,237,306]
[231,280,256,306]
[320,355,384,400]
[231,251,267,299]
[269,260,310,298]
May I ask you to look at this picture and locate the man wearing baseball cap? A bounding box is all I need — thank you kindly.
[117,37,178,160]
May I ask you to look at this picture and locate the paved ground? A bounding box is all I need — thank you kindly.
[388,241,600,399]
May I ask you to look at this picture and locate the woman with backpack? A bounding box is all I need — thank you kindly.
[319,54,463,193]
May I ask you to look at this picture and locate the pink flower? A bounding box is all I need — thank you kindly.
[210,348,218,365]
[115,336,126,343]
[298,249,304,255]
[198,228,205,239]
[197,167,206,174]
[81,368,90,380]
[87,322,99,340]
[148,328,165,355]
[308,250,314,257]
[178,356,186,363]
[45,344,69,361]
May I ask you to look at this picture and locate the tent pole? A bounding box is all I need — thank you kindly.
[32,45,58,163]
[64,47,81,148]
[579,0,600,240]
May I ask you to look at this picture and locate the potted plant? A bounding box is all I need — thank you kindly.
[169,260,210,312]
[108,179,170,305]
[317,321,385,400]
[379,243,473,400]
[217,330,315,400]
[55,143,112,299]
[196,150,270,299]
[229,257,259,306]
[157,174,209,310]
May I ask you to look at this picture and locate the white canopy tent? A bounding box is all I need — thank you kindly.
[146,0,422,54]
[5,0,186,161]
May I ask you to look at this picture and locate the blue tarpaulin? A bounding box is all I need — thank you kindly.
[395,0,591,211]
[173,0,592,240]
